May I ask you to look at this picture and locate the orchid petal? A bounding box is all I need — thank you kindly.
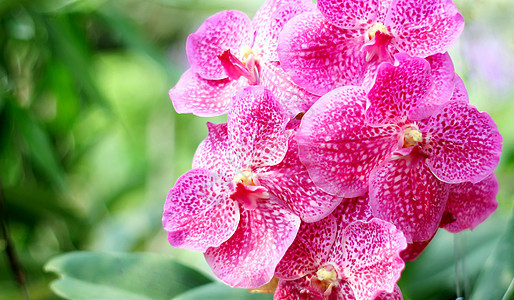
[277,11,367,95]
[259,132,343,223]
[205,198,300,288]
[337,219,407,300]
[253,0,315,62]
[420,101,502,183]
[297,86,399,198]
[193,123,236,179]
[366,53,432,126]
[374,284,403,300]
[318,0,393,28]
[260,61,320,117]
[400,237,434,262]
[388,0,464,57]
[275,214,337,280]
[186,10,254,80]
[169,69,242,117]
[450,74,469,103]
[369,156,449,242]
[228,86,289,169]
[162,169,239,252]
[442,174,498,233]
[408,52,456,121]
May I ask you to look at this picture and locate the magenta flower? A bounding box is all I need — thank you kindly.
[163,86,342,288]
[274,197,406,300]
[297,54,502,242]
[170,0,319,117]
[277,0,464,95]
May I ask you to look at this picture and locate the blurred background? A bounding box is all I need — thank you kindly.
[0,0,512,299]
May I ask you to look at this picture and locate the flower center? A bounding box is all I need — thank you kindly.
[316,267,338,284]
[239,46,260,65]
[233,169,256,186]
[403,125,423,147]
[310,265,339,297]
[366,22,389,42]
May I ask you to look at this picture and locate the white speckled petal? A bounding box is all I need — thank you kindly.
[277,11,367,96]
[442,174,498,233]
[193,122,236,179]
[318,0,393,28]
[369,156,449,243]
[162,169,239,252]
[260,61,320,117]
[388,0,464,57]
[366,53,433,126]
[408,52,456,121]
[228,86,289,169]
[253,0,315,61]
[169,69,244,117]
[297,86,399,198]
[205,198,300,288]
[374,285,403,300]
[275,214,337,280]
[258,132,343,223]
[450,74,469,103]
[336,219,407,300]
[186,10,254,80]
[420,101,502,183]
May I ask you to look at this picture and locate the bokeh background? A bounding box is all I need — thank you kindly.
[0,0,513,299]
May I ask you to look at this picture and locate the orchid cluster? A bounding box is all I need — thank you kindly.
[162,0,502,299]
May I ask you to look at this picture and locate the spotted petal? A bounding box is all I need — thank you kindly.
[275,214,337,280]
[366,53,433,126]
[205,198,300,288]
[369,155,449,243]
[408,52,456,121]
[420,101,502,183]
[374,285,404,300]
[318,0,393,28]
[336,219,407,300]
[186,10,254,80]
[442,174,498,233]
[253,0,315,62]
[274,275,326,300]
[450,74,469,103]
[162,169,239,252]
[260,61,320,117]
[277,11,367,96]
[258,132,343,223]
[297,86,399,198]
[169,69,243,117]
[228,86,289,169]
[387,0,464,57]
[193,122,235,179]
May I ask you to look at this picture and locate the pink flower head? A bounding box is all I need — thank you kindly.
[274,198,406,300]
[297,54,502,242]
[170,0,319,117]
[163,86,341,288]
[277,0,464,95]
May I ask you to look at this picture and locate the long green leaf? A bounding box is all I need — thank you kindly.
[469,208,514,300]
[45,251,212,300]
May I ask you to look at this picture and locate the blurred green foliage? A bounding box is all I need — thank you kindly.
[0,0,513,299]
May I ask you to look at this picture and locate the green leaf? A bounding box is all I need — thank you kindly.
[11,103,68,191]
[469,208,514,300]
[174,282,273,300]
[45,251,212,300]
